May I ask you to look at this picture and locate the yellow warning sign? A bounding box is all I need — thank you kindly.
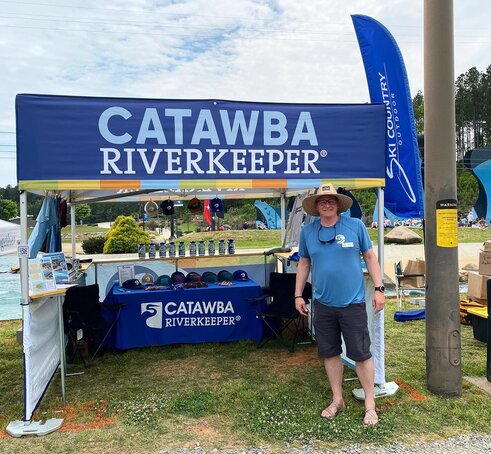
[436,199,458,248]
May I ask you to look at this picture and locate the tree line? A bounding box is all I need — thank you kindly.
[412,64,491,160]
[1,64,487,223]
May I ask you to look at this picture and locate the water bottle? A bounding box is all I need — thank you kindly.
[218,240,226,255]
[138,243,146,259]
[178,241,186,257]
[159,242,166,258]
[208,240,215,255]
[189,241,197,256]
[198,240,206,256]
[228,239,235,254]
[168,241,176,257]
[148,242,156,258]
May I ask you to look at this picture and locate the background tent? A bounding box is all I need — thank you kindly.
[463,147,491,224]
[0,219,20,255]
[255,201,283,229]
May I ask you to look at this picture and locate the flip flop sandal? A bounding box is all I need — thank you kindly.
[363,407,379,425]
[321,401,345,419]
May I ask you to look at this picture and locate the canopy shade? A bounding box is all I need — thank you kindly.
[16,94,386,195]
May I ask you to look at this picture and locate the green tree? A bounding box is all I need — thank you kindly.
[412,90,424,135]
[456,166,479,215]
[103,215,150,254]
[354,189,377,222]
[225,202,256,229]
[75,204,91,225]
[0,199,18,220]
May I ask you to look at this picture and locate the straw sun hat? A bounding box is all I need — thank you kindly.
[302,183,353,216]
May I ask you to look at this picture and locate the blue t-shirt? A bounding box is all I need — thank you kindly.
[299,216,372,307]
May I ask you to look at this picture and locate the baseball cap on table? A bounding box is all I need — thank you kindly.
[217,270,233,282]
[155,274,171,286]
[187,197,202,213]
[160,200,175,216]
[141,273,154,285]
[233,269,249,281]
[122,278,145,290]
[171,271,186,284]
[202,271,218,283]
[301,183,352,216]
[185,271,202,283]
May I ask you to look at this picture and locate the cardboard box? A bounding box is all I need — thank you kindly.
[402,259,425,288]
[467,271,491,301]
[478,251,491,276]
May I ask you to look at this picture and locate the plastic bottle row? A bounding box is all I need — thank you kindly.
[138,239,235,259]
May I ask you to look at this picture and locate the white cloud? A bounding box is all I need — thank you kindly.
[0,0,490,187]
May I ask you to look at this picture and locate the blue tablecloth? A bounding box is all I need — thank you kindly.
[103,280,266,349]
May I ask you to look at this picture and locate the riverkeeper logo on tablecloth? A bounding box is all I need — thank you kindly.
[98,107,323,176]
[141,300,238,329]
[141,302,163,329]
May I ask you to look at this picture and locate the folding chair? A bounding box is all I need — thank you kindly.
[63,284,123,366]
[255,272,312,352]
[394,261,426,310]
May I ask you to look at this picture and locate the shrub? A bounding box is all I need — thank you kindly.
[81,236,106,254]
[103,216,151,254]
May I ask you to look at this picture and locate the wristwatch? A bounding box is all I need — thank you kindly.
[374,285,385,293]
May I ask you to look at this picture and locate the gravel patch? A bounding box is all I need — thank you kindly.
[157,433,491,453]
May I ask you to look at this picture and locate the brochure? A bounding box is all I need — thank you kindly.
[28,256,56,294]
[43,252,70,284]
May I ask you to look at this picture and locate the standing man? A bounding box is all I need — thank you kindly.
[295,183,385,426]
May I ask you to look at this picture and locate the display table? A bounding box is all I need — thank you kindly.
[103,280,266,349]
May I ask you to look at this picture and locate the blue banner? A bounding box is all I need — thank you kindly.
[16,94,386,185]
[352,15,424,217]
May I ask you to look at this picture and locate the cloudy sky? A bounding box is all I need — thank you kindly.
[1,0,490,187]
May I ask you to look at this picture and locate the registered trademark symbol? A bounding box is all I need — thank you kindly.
[320,149,328,158]
[235,315,241,321]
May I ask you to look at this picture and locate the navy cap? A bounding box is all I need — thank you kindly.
[160,200,175,216]
[122,278,145,289]
[233,269,248,281]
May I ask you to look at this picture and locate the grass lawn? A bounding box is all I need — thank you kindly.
[0,299,490,453]
[59,225,489,251]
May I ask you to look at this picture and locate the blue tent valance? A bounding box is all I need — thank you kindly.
[16,94,386,191]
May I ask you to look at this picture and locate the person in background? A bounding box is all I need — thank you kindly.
[467,210,474,226]
[294,183,385,426]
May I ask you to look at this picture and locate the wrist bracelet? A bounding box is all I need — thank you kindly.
[295,296,303,299]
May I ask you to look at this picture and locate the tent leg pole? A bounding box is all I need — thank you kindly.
[70,204,76,259]
[377,187,384,276]
[280,190,286,247]
[57,295,66,404]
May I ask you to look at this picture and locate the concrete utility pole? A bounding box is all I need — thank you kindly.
[424,0,462,395]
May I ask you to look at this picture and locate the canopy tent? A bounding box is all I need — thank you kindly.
[14,94,390,428]
[0,219,21,255]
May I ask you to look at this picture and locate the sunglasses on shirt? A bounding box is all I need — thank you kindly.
[318,224,337,244]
